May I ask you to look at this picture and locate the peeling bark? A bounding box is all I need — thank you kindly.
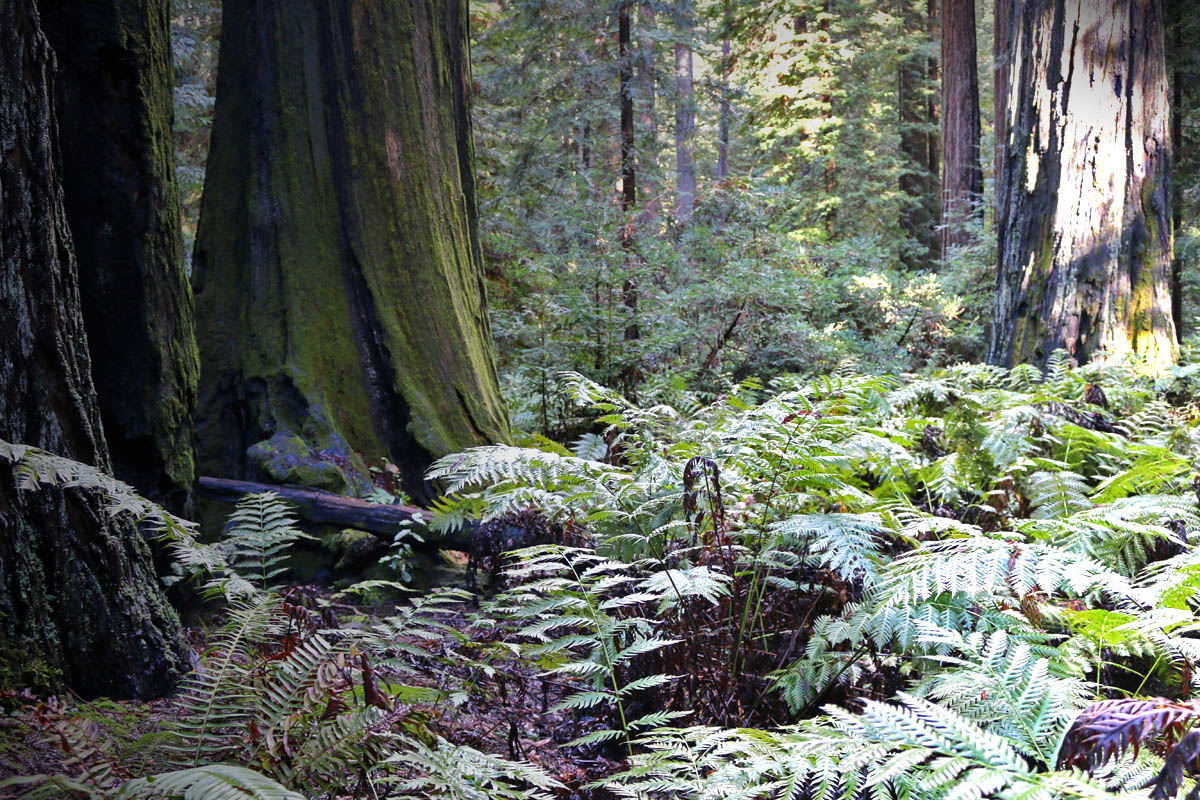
[0,0,183,698]
[989,0,1177,369]
[193,0,511,502]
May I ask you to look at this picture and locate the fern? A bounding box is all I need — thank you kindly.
[220,492,311,594]
[114,765,304,800]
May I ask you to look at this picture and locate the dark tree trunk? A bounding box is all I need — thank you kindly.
[898,0,940,268]
[619,1,637,216]
[0,0,183,698]
[193,0,511,503]
[673,0,696,224]
[40,0,198,513]
[927,0,941,220]
[618,0,640,350]
[940,0,983,259]
[989,0,1177,369]
[994,0,1011,221]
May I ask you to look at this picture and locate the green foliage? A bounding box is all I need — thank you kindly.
[219,492,312,594]
[430,356,1200,798]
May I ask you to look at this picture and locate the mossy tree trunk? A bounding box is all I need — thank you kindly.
[988,0,1177,370]
[0,0,184,698]
[193,0,510,501]
[40,0,198,513]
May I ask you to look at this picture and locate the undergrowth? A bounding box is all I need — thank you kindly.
[11,353,1200,798]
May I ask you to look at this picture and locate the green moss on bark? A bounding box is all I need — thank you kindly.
[194,0,509,501]
[40,0,199,512]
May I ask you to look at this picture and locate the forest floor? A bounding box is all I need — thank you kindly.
[0,582,619,800]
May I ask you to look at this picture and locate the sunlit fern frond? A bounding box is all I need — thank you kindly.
[912,629,1089,763]
[1021,495,1195,577]
[772,512,886,586]
[1024,470,1092,520]
[114,765,304,800]
[384,737,562,799]
[875,536,1142,609]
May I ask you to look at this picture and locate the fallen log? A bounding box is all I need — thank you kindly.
[196,476,474,550]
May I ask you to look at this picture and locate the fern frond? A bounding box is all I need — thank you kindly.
[115,765,304,800]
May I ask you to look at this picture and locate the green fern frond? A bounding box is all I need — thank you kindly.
[115,765,304,800]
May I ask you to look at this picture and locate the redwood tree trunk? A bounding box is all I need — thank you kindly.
[674,1,697,224]
[1167,4,1186,339]
[940,0,982,259]
[618,0,639,351]
[192,0,511,502]
[989,0,1177,369]
[0,0,183,698]
[40,0,198,513]
[898,0,940,268]
[994,0,1011,221]
[637,0,660,222]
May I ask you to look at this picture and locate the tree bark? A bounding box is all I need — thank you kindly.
[927,0,941,224]
[39,0,198,513]
[898,0,940,268]
[1168,6,1184,339]
[989,0,1177,370]
[994,0,1012,221]
[618,0,640,354]
[193,0,511,503]
[674,1,697,224]
[637,0,661,222]
[619,1,637,216]
[940,0,983,259]
[717,3,731,183]
[0,0,184,698]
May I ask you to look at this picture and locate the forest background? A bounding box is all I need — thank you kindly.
[5,0,1200,797]
[170,0,1200,428]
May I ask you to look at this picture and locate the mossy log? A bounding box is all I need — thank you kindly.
[196,476,473,550]
[193,0,510,503]
[40,0,198,513]
[0,0,184,699]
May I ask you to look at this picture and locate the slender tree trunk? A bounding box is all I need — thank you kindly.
[0,0,183,698]
[618,0,639,351]
[820,0,836,236]
[1169,10,1183,338]
[637,0,660,222]
[674,0,697,224]
[40,0,198,513]
[927,0,941,212]
[898,0,940,268]
[717,1,731,182]
[940,0,983,259]
[619,1,637,217]
[989,0,1177,369]
[193,0,511,503]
